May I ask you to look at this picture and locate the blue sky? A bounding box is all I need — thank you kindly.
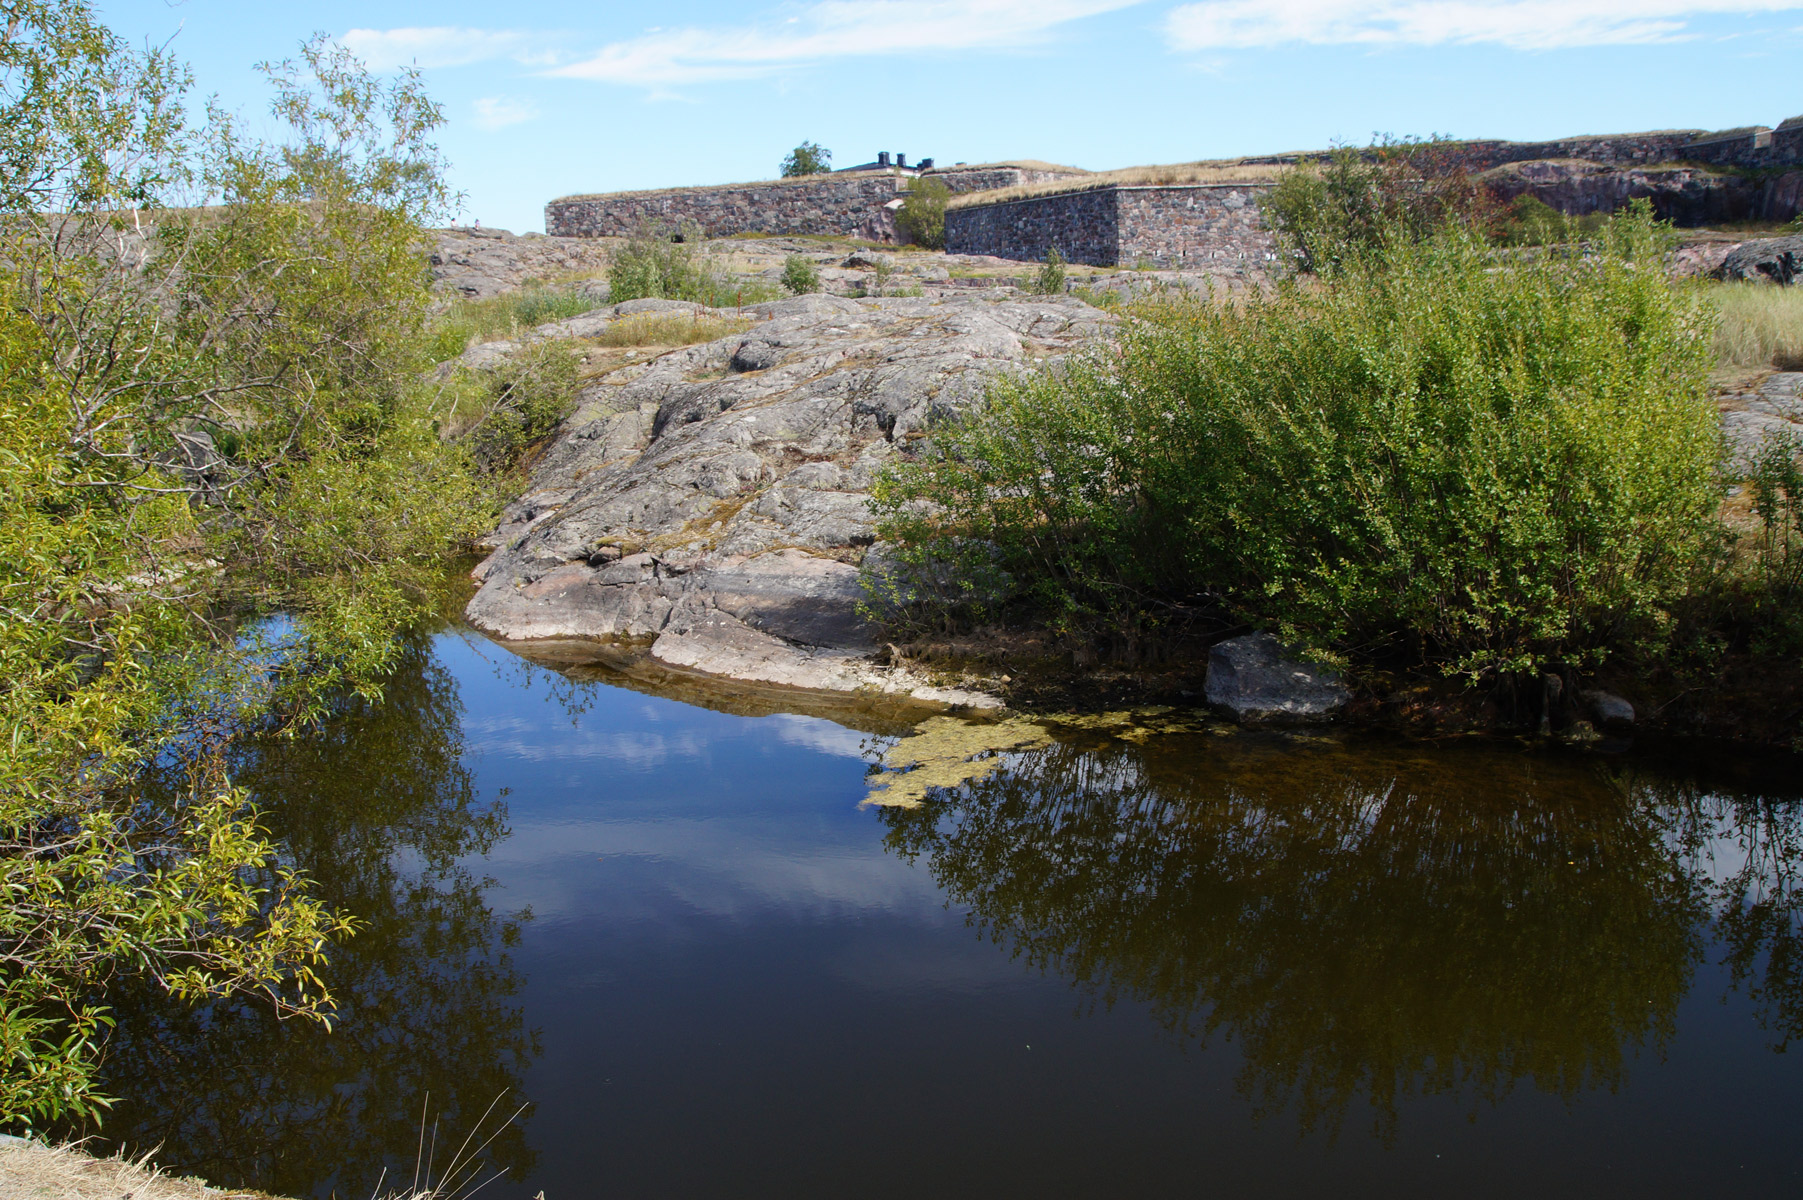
[107,1,1803,234]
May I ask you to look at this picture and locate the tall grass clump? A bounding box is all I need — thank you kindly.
[590,311,751,347]
[870,204,1725,680]
[1710,281,1803,369]
[428,285,606,359]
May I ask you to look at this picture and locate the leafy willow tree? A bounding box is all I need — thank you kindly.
[0,1,490,1126]
[869,207,1722,681]
[70,641,537,1197]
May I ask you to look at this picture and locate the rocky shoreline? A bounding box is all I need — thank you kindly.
[450,231,1803,746]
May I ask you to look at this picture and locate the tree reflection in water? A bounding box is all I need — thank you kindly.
[880,733,1802,1139]
[66,638,539,1200]
[1655,779,1803,1053]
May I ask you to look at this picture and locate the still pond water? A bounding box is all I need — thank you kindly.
[77,627,1803,1198]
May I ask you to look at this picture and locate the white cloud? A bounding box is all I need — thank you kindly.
[472,95,540,130]
[1164,0,1803,51]
[341,26,554,71]
[766,713,880,760]
[550,0,1145,87]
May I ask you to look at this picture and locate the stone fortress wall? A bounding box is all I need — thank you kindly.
[1665,118,1803,170]
[545,162,1087,243]
[944,185,1273,270]
[1242,123,1803,174]
[943,118,1803,268]
[543,118,1802,270]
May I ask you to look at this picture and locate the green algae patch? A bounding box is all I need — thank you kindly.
[864,707,1232,807]
[864,715,1057,808]
[1044,706,1219,742]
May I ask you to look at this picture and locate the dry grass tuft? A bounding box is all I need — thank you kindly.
[431,286,607,356]
[948,162,1291,209]
[0,1138,284,1199]
[1710,281,1803,369]
[939,159,1090,176]
[588,311,751,348]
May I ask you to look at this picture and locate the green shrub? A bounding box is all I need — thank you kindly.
[781,253,822,295]
[607,222,716,303]
[1737,434,1803,651]
[607,223,779,307]
[1262,140,1492,276]
[448,343,580,474]
[1030,247,1067,295]
[0,7,493,1126]
[780,141,831,177]
[897,177,950,249]
[870,205,1725,679]
[1494,194,1609,247]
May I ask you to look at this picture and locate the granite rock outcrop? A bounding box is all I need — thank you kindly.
[1715,236,1803,286]
[430,227,612,298]
[1480,160,1771,227]
[463,289,1112,705]
[1720,373,1803,471]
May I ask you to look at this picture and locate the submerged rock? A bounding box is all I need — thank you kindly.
[1204,633,1352,724]
[1580,689,1637,731]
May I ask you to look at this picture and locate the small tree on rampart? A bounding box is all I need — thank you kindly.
[780,141,831,177]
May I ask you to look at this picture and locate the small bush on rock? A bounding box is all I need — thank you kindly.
[1030,247,1067,295]
[608,223,779,308]
[1263,139,1492,276]
[897,177,951,249]
[781,254,822,295]
[871,204,1724,680]
[608,222,720,304]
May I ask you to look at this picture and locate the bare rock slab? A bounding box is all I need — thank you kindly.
[1204,633,1351,724]
[465,290,1109,706]
[430,227,610,298]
